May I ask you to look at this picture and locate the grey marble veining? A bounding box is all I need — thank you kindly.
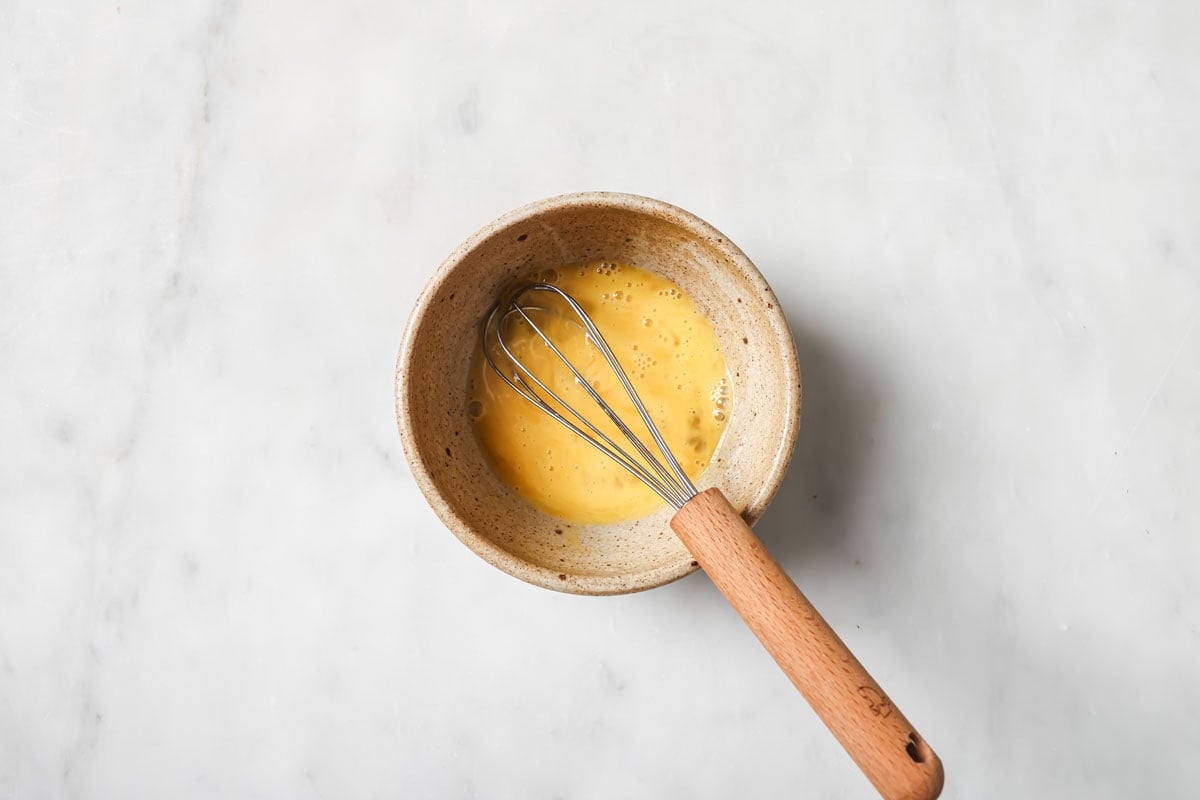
[2,1,1198,797]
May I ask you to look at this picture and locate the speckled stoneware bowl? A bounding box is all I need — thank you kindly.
[396,192,800,595]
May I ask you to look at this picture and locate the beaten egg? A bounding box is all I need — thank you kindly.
[469,261,731,525]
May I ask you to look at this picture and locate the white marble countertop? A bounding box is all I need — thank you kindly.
[3,1,1199,797]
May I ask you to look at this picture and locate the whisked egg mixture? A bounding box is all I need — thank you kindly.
[469,261,732,525]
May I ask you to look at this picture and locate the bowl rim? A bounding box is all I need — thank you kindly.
[395,191,801,595]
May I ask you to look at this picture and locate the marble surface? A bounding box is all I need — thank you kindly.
[3,1,1199,797]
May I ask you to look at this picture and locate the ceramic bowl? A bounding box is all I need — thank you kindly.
[395,192,800,595]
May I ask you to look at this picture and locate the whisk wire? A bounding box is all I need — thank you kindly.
[482,283,700,510]
[519,286,699,499]
[482,307,687,509]
[487,310,688,508]
[509,303,693,504]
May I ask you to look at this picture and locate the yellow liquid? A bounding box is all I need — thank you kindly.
[469,261,731,524]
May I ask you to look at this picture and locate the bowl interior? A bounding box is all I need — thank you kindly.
[397,194,799,595]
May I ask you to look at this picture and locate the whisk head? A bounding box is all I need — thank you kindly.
[481,283,699,511]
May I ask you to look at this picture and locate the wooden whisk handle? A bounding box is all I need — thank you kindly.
[670,488,943,800]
